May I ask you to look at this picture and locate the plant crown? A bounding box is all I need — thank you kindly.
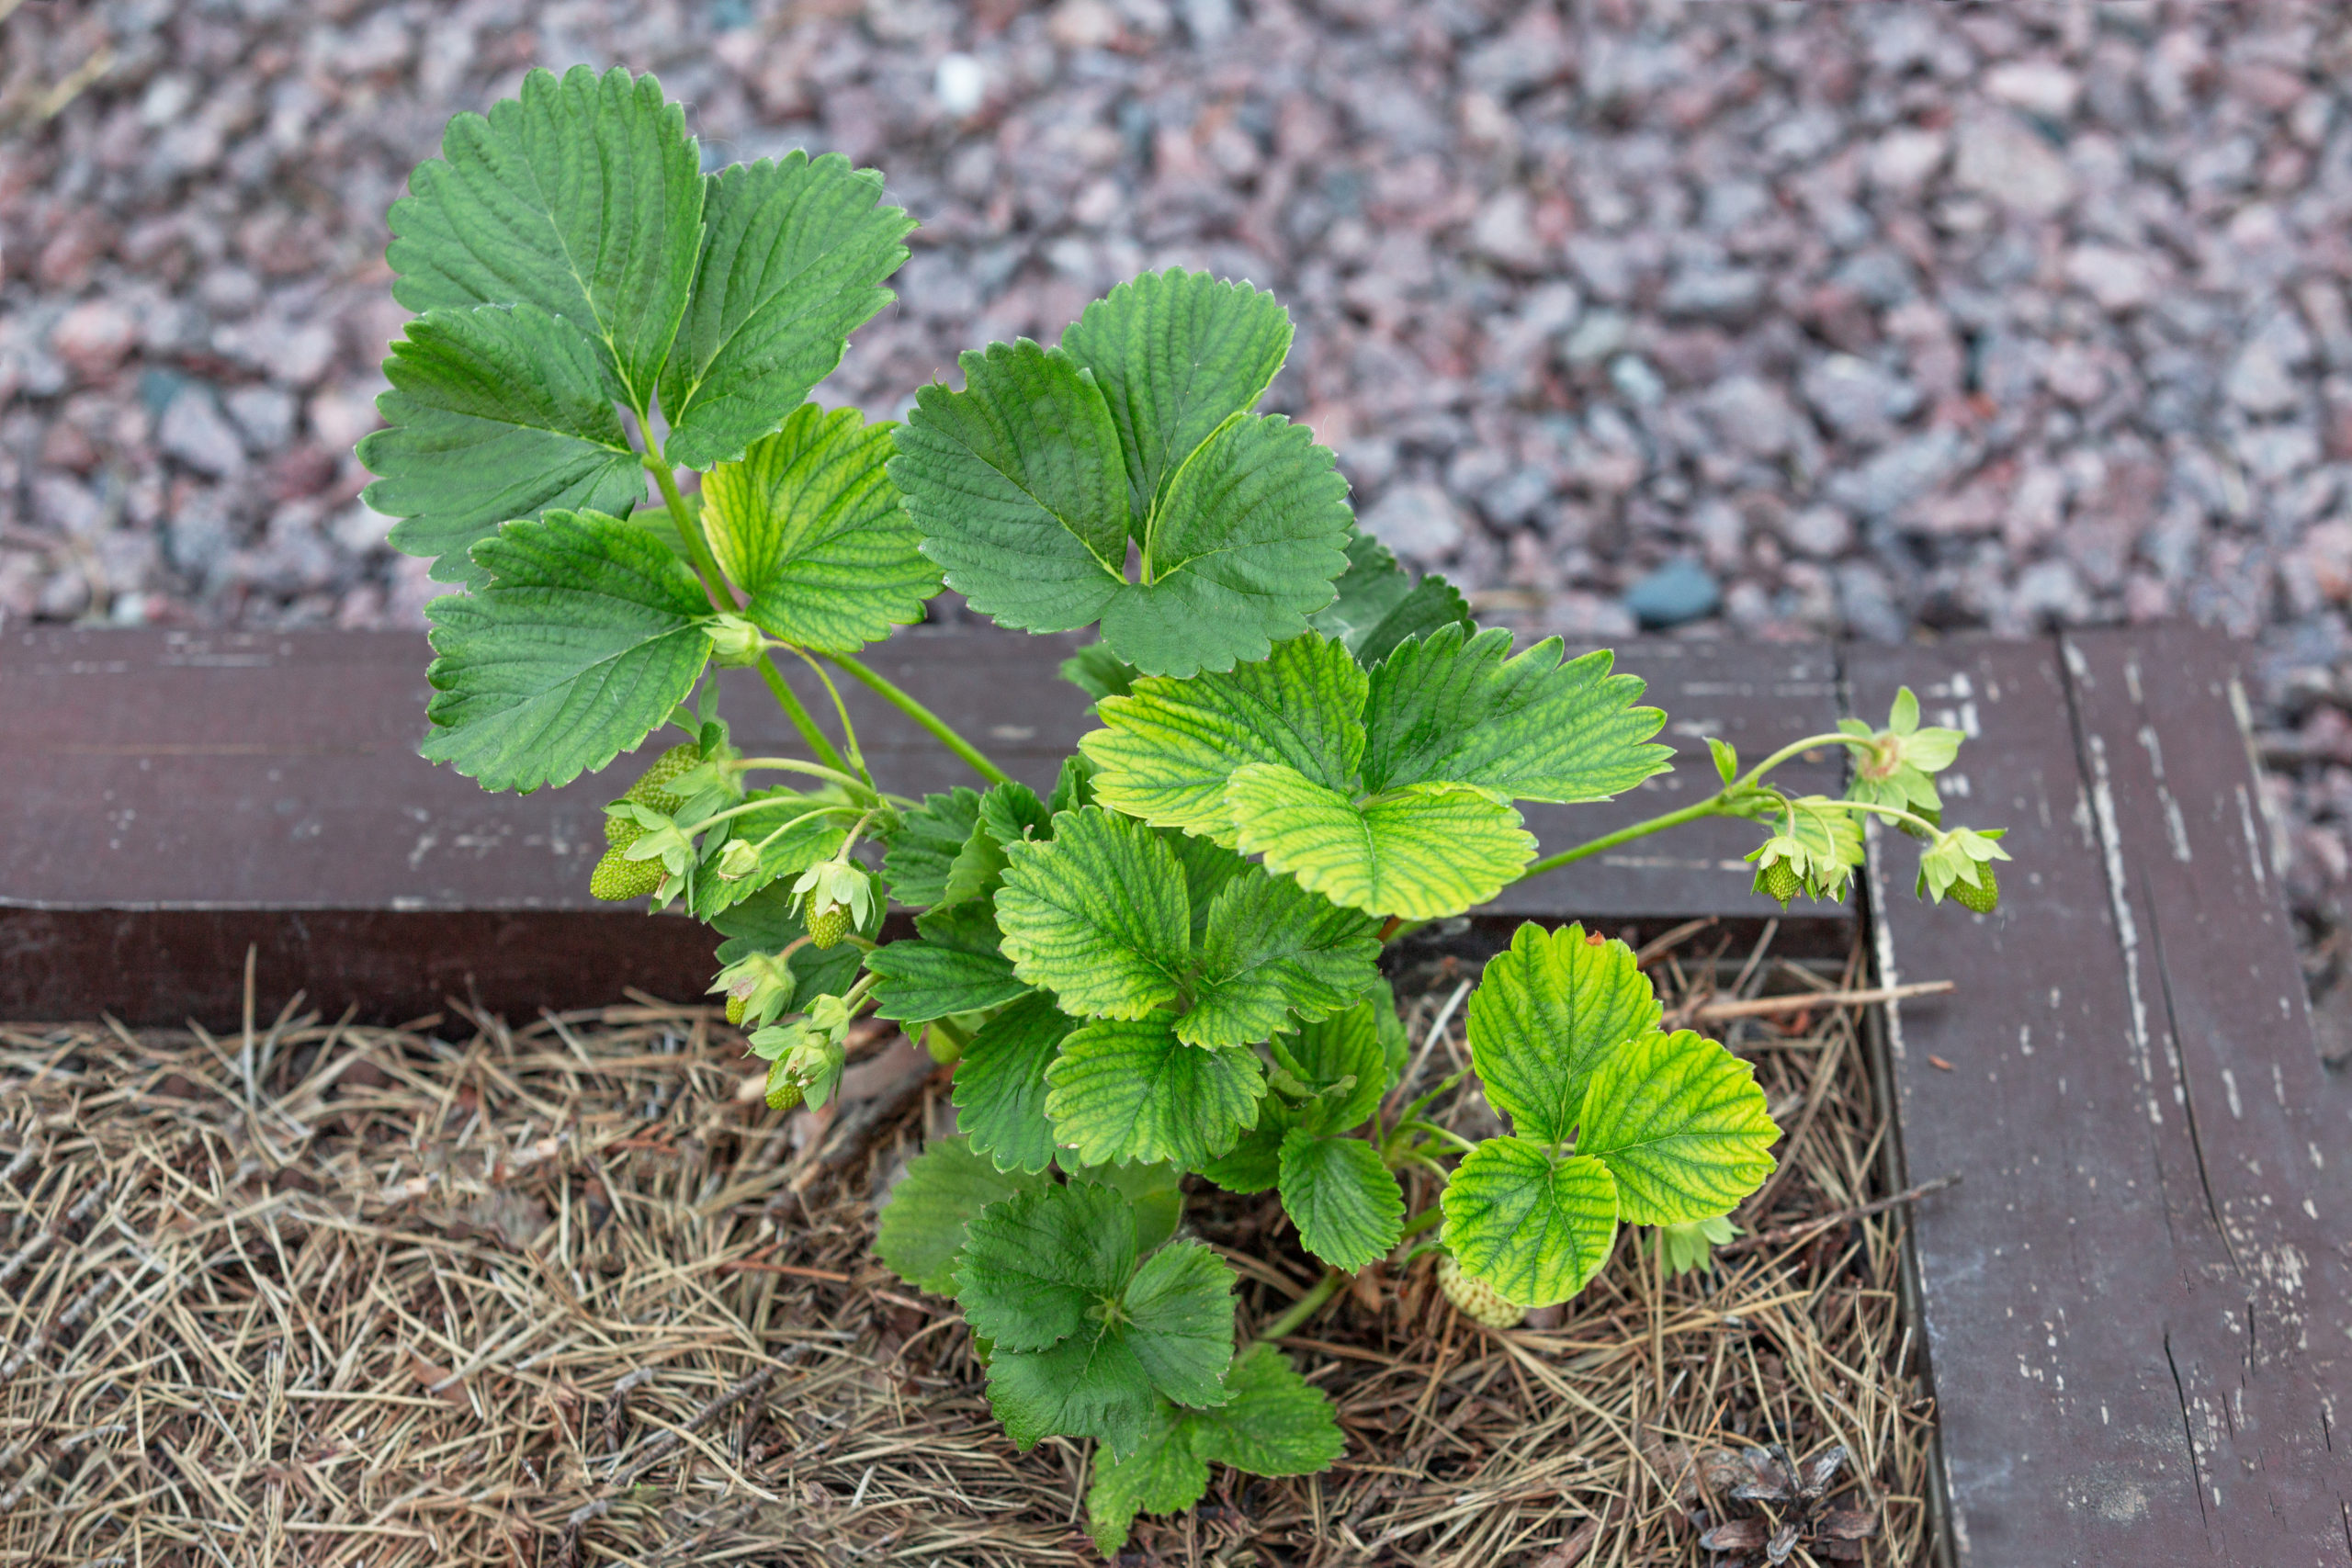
[365,69,2010,1556]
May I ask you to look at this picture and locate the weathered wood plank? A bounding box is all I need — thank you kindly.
[1,626,1846,1022]
[1859,627,2352,1567]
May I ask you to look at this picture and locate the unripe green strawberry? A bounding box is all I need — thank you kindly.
[1756,859,1803,907]
[590,846,663,901]
[764,1058,804,1111]
[627,743,704,817]
[806,904,852,949]
[1438,1255,1523,1327]
[1951,865,1999,915]
[726,993,748,1027]
[605,812,644,849]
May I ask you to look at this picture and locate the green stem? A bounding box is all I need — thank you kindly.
[755,655,854,777]
[1736,730,1873,790]
[645,458,736,613]
[784,646,870,785]
[1254,1269,1345,1345]
[727,756,878,797]
[824,650,1013,788]
[1398,1204,1443,1242]
[1513,794,1736,885]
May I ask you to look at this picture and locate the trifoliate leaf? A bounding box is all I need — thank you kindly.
[656,152,913,470]
[1059,267,1293,523]
[1272,995,1387,1135]
[1162,829,1251,946]
[1306,531,1473,670]
[1277,1131,1403,1271]
[986,1324,1159,1455]
[1193,1100,1295,1193]
[1083,632,1367,843]
[1440,1140,1619,1308]
[1184,866,1380,1048]
[892,339,1131,635]
[956,1180,1136,1351]
[1577,1029,1778,1224]
[866,900,1028,1023]
[1093,413,1353,677]
[1061,642,1139,704]
[1119,1241,1238,1408]
[953,991,1075,1175]
[1225,764,1535,919]
[420,510,715,793]
[363,304,649,586]
[1045,1019,1264,1168]
[1465,922,1663,1145]
[1361,625,1671,803]
[698,403,937,651]
[389,65,702,417]
[876,1135,1044,1295]
[1086,1344,1341,1554]
[882,787,983,907]
[997,807,1191,1020]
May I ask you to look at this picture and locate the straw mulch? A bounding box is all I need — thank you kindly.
[0,926,1933,1567]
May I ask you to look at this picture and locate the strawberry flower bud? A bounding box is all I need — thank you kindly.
[706,613,766,668]
[710,950,797,1029]
[715,838,761,881]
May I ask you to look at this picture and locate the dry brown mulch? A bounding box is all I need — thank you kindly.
[0,927,1931,1566]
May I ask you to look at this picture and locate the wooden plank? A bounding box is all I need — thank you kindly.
[2,626,1847,1023]
[1858,627,2352,1567]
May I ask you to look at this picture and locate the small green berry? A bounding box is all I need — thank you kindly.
[1756,860,1803,907]
[590,846,663,901]
[1438,1255,1523,1327]
[626,742,704,818]
[807,904,852,949]
[764,1057,805,1111]
[1951,865,1999,915]
[726,993,748,1027]
[605,812,644,848]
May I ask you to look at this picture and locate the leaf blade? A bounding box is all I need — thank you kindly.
[699,403,938,652]
[1183,865,1381,1048]
[1045,1019,1264,1168]
[1577,1029,1779,1224]
[875,1135,1043,1295]
[1464,922,1662,1145]
[418,510,714,793]
[995,807,1191,1021]
[1277,1131,1404,1272]
[1120,1240,1238,1408]
[1440,1140,1619,1308]
[952,991,1077,1175]
[1225,765,1534,919]
[956,1181,1136,1352]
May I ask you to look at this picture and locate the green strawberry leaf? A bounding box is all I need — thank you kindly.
[388,64,702,418]
[1272,995,1388,1135]
[866,900,1028,1024]
[1045,1019,1264,1168]
[1577,1029,1779,1224]
[1086,1344,1342,1554]
[1306,531,1473,670]
[697,404,937,651]
[1050,752,1099,815]
[997,807,1191,1020]
[1183,866,1380,1048]
[1193,1100,1295,1193]
[362,304,649,587]
[875,1135,1044,1295]
[1092,413,1353,677]
[1225,764,1534,919]
[940,782,1054,908]
[953,991,1076,1175]
[1059,267,1293,525]
[881,787,983,907]
[1118,1241,1239,1408]
[656,152,913,470]
[956,1180,1136,1351]
[1080,632,1367,842]
[1064,1156,1187,1256]
[1061,641,1139,704]
[986,1323,1159,1455]
[966,1182,1238,1455]
[1465,922,1663,1145]
[1162,829,1251,947]
[891,339,1131,636]
[1277,1131,1403,1272]
[1361,625,1672,802]
[1440,1141,1619,1308]
[420,510,715,793]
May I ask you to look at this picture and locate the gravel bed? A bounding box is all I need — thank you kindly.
[6,0,2352,930]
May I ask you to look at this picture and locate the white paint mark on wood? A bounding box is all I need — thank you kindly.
[2221,1068,2243,1120]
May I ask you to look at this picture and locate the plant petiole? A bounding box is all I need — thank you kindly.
[782,644,872,786]
[754,654,855,777]
[726,756,880,799]
[824,650,1013,788]
[644,457,737,615]
[1253,1269,1345,1345]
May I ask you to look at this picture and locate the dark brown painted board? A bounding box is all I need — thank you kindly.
[1,626,1846,1022]
[1858,627,2352,1568]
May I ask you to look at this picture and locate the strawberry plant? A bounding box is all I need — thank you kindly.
[363,69,2010,1558]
